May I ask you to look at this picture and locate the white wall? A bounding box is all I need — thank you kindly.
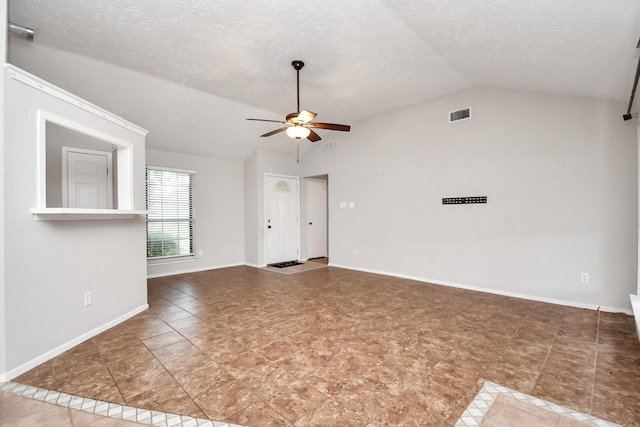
[146,148,245,277]
[244,150,259,266]
[7,39,287,162]
[301,87,638,311]
[3,66,148,378]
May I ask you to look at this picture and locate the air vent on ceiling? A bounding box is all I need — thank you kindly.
[323,140,336,152]
[449,107,471,123]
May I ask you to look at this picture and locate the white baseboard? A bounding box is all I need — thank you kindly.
[329,263,632,315]
[0,304,149,382]
[147,262,244,279]
[630,294,640,341]
[244,262,262,268]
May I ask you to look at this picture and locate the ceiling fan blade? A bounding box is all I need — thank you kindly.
[261,127,288,137]
[308,122,351,132]
[307,129,321,142]
[297,110,317,123]
[246,118,287,124]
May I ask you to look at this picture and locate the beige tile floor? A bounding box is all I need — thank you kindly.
[11,264,640,426]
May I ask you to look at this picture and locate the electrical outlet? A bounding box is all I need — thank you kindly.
[354,248,359,255]
[84,292,92,306]
[581,273,589,283]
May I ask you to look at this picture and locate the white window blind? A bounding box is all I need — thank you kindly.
[146,167,194,260]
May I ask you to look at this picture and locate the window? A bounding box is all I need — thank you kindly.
[146,167,195,260]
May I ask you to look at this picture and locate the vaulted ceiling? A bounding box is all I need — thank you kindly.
[8,0,640,159]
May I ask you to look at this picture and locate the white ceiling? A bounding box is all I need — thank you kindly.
[7,0,640,159]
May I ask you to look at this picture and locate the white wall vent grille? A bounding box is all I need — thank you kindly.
[449,107,471,123]
[323,140,336,151]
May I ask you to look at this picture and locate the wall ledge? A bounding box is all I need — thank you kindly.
[6,64,147,137]
[31,208,147,220]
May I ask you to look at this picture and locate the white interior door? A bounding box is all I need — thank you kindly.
[63,147,112,209]
[266,175,299,264]
[307,179,328,259]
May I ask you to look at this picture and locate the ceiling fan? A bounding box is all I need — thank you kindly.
[247,60,351,161]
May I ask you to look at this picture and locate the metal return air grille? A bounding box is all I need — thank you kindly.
[443,196,487,205]
[449,107,471,122]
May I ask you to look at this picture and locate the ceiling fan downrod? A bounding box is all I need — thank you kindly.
[292,60,304,113]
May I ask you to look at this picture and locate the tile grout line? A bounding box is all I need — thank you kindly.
[142,309,214,422]
[94,336,129,410]
[163,301,297,426]
[529,315,561,394]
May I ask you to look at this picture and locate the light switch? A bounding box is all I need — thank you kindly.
[339,202,347,208]
[349,202,355,208]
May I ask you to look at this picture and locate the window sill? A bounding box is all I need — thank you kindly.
[31,208,148,221]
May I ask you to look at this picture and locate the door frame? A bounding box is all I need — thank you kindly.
[264,173,300,266]
[637,117,640,295]
[62,146,113,208]
[305,177,328,260]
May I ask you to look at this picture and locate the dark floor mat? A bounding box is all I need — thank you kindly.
[269,261,303,268]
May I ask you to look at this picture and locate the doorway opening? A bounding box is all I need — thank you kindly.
[305,175,328,262]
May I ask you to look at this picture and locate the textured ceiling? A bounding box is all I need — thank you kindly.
[7,0,640,158]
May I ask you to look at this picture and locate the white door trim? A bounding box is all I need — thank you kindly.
[264,173,300,266]
[637,117,640,295]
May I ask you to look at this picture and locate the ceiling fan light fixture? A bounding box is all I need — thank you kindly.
[286,125,311,139]
[297,110,316,123]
